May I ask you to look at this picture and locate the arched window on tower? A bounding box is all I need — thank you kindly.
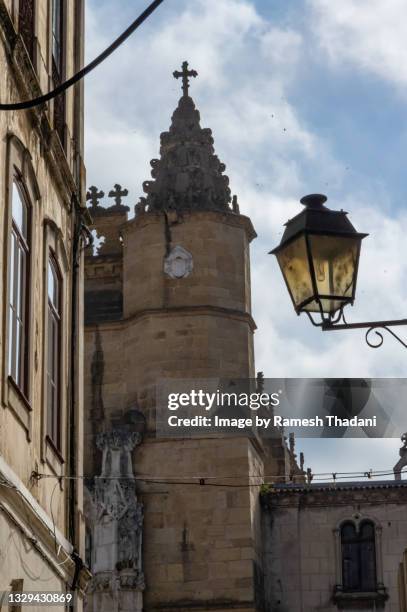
[341,520,377,592]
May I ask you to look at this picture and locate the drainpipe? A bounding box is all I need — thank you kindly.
[68,192,91,582]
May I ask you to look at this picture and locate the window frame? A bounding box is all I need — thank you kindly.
[50,0,67,148]
[51,0,63,73]
[46,250,63,450]
[41,219,69,473]
[8,177,31,398]
[333,514,387,605]
[340,520,377,593]
[18,0,37,64]
[2,135,39,436]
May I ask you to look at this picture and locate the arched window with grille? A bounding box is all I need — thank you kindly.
[341,520,377,592]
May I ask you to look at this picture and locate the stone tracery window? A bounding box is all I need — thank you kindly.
[340,520,377,592]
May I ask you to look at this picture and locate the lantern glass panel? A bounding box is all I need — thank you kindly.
[276,235,313,310]
[306,235,359,314]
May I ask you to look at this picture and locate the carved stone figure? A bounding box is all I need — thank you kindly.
[85,428,144,611]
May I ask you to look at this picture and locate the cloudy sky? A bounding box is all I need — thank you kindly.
[84,0,407,479]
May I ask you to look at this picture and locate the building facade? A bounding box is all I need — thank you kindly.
[0,0,90,607]
[262,470,407,612]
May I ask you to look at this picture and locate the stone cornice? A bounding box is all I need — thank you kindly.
[123,209,257,243]
[85,303,257,333]
[0,0,80,208]
[261,482,407,509]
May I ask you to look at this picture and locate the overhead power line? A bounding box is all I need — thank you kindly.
[0,0,165,111]
[19,468,406,489]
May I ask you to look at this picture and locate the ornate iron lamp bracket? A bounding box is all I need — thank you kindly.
[307,310,407,349]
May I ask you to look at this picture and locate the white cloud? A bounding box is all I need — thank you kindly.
[309,0,407,89]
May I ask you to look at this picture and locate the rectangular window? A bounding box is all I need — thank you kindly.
[341,521,377,592]
[51,0,65,145]
[47,255,62,449]
[52,0,62,70]
[19,0,35,61]
[8,182,30,396]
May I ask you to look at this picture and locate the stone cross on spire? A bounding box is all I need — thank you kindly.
[86,185,104,208]
[108,183,129,207]
[173,61,198,97]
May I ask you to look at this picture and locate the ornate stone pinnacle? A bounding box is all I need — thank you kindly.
[136,66,234,215]
[173,61,198,97]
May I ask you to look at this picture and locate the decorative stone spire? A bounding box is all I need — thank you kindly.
[137,62,233,214]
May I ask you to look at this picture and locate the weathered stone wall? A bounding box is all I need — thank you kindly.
[262,485,407,612]
[398,548,407,612]
[83,205,286,610]
[123,211,254,316]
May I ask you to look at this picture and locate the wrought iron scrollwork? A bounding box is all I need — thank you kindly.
[365,326,407,349]
[307,308,407,349]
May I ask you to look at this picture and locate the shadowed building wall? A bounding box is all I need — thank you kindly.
[0,0,90,606]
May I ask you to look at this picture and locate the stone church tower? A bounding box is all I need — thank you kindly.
[84,63,292,611]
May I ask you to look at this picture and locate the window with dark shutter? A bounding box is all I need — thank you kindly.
[341,520,377,592]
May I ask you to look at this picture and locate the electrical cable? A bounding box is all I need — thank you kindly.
[27,468,406,488]
[0,0,165,111]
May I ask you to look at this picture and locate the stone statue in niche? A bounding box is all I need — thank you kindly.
[164,245,193,279]
[85,428,145,610]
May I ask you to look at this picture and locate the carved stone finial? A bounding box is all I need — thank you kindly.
[256,371,264,393]
[232,195,240,214]
[289,432,295,455]
[108,183,129,207]
[300,452,305,472]
[173,60,198,97]
[139,65,232,214]
[394,432,407,481]
[87,185,104,208]
[306,467,313,483]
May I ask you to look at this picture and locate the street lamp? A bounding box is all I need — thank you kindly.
[270,194,407,348]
